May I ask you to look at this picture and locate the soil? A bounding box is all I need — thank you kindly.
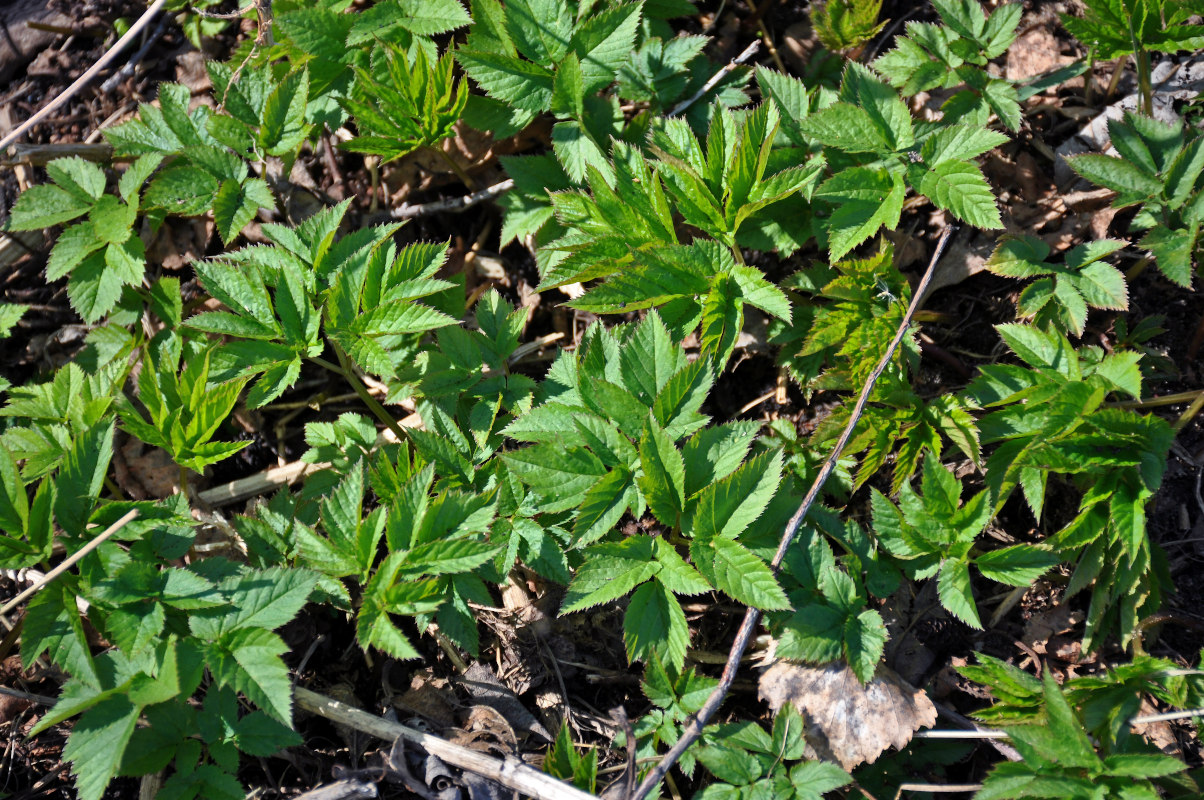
[0,0,1202,798]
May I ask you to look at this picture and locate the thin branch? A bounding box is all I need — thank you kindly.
[0,510,139,617]
[0,0,168,153]
[669,40,760,117]
[1130,707,1204,725]
[100,15,170,93]
[387,179,515,220]
[627,228,956,800]
[293,686,598,800]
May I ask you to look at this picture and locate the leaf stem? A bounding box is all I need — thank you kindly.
[434,146,477,190]
[319,342,409,442]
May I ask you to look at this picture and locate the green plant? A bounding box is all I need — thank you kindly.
[1066,111,1204,287]
[811,0,887,55]
[1061,0,1204,114]
[872,0,1025,130]
[986,236,1129,337]
[872,453,1057,630]
[3,0,1201,797]
[974,671,1189,800]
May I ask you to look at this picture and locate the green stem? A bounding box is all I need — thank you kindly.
[1107,388,1204,409]
[316,343,408,442]
[434,146,476,190]
[1135,50,1153,116]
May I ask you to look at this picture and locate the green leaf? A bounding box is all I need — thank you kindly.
[209,627,293,724]
[552,120,614,183]
[918,159,1002,229]
[7,184,93,230]
[922,124,1010,166]
[844,608,887,683]
[1067,154,1161,198]
[458,50,555,112]
[551,52,585,119]
[87,195,136,245]
[259,69,310,155]
[46,157,107,203]
[1140,225,1197,287]
[223,567,315,632]
[702,536,789,610]
[624,579,689,670]
[686,449,783,540]
[213,178,273,244]
[789,761,852,800]
[561,538,659,614]
[840,62,914,151]
[570,2,643,93]
[572,467,637,545]
[975,545,1058,586]
[798,103,889,153]
[63,695,141,800]
[699,274,743,369]
[55,419,113,537]
[817,168,905,260]
[639,417,686,527]
[937,558,981,628]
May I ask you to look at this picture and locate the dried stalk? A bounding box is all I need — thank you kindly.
[669,41,761,117]
[0,510,139,616]
[0,0,168,152]
[627,228,955,800]
[293,686,596,800]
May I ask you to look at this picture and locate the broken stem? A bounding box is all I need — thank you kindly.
[626,228,955,800]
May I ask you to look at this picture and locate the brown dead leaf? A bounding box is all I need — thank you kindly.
[926,232,994,294]
[1006,25,1072,82]
[459,662,552,743]
[175,50,212,94]
[1022,603,1083,655]
[1132,698,1184,757]
[113,435,180,500]
[145,217,214,271]
[393,669,457,730]
[759,661,938,771]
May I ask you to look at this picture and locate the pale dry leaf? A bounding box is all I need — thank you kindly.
[1006,25,1073,82]
[1022,603,1083,655]
[758,660,938,771]
[926,232,993,294]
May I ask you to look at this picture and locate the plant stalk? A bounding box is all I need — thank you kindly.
[321,342,409,442]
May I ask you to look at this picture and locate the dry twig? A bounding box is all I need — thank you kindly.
[293,686,596,800]
[0,0,168,153]
[627,228,956,800]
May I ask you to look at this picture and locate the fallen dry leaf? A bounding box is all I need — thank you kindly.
[759,660,938,771]
[1023,603,1083,656]
[1006,25,1073,82]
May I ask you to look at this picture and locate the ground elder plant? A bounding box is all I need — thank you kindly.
[0,0,1202,798]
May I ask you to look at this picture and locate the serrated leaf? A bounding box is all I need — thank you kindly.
[702,536,789,610]
[63,695,141,800]
[639,417,686,527]
[975,545,1058,586]
[817,168,905,260]
[561,538,658,614]
[625,579,689,670]
[686,449,783,540]
[458,50,555,112]
[209,627,293,724]
[918,159,1002,229]
[572,467,637,545]
[1067,154,1161,198]
[844,609,887,684]
[7,184,93,230]
[937,558,981,628]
